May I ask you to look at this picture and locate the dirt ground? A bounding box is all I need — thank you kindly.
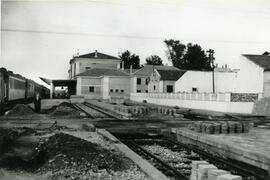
[0,100,151,180]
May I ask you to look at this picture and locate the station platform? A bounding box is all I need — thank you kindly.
[171,127,270,175]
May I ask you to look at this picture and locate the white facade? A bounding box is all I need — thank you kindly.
[263,71,270,97]
[131,92,254,114]
[175,70,238,93]
[76,75,131,99]
[236,56,264,94]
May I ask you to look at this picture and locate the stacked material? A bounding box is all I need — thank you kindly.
[228,122,236,133]
[190,121,250,134]
[194,122,203,133]
[203,123,214,134]
[157,107,179,116]
[190,161,209,180]
[217,174,242,180]
[235,122,243,133]
[208,169,230,180]
[129,106,147,115]
[198,164,217,180]
[213,123,221,134]
[190,160,242,180]
[221,122,229,134]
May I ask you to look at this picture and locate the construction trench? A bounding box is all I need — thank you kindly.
[0,99,270,180]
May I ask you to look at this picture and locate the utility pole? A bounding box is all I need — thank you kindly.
[207,49,215,93]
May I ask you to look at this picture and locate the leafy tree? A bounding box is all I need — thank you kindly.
[119,50,140,69]
[145,55,163,65]
[164,39,186,68]
[262,51,270,56]
[164,39,213,70]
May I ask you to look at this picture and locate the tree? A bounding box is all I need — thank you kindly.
[164,39,186,68]
[164,39,213,70]
[145,55,163,65]
[262,51,270,56]
[119,50,141,69]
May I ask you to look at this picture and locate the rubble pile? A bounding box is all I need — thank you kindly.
[5,104,35,116]
[34,133,148,179]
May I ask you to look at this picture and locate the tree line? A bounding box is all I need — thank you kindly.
[119,39,215,71]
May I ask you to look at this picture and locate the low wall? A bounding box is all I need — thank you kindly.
[130,93,254,114]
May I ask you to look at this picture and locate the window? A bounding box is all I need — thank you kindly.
[192,87,198,92]
[89,86,94,92]
[121,89,124,93]
[145,79,148,85]
[110,89,113,93]
[85,67,90,70]
[167,85,173,93]
[137,90,141,93]
[145,90,148,93]
[115,89,119,93]
[137,78,141,85]
[153,85,156,91]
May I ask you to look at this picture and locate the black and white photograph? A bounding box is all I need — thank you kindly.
[1,0,270,179]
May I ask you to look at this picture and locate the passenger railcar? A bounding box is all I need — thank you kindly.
[8,72,26,101]
[0,67,50,114]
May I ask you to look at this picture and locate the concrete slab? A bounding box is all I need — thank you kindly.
[173,128,270,174]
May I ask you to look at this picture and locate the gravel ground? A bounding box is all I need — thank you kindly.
[142,144,199,176]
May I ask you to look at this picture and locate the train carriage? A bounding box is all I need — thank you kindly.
[26,79,35,99]
[8,73,26,101]
[0,67,50,114]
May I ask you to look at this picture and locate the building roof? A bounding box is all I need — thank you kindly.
[243,54,270,70]
[157,69,187,81]
[133,65,180,77]
[123,68,139,74]
[70,50,120,64]
[76,68,129,77]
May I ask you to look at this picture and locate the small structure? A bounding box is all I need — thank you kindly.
[75,68,130,99]
[148,67,186,93]
[131,65,181,93]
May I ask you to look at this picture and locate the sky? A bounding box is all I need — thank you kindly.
[1,0,270,87]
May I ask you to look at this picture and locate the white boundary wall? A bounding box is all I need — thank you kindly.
[130,93,254,114]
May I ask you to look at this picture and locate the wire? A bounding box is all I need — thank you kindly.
[2,28,270,45]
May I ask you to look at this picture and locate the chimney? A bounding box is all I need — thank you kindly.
[94,50,98,58]
[130,65,133,75]
[121,61,124,70]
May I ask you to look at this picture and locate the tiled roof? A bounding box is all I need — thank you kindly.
[123,69,139,74]
[77,51,120,60]
[133,65,180,76]
[76,68,129,77]
[243,54,270,70]
[70,51,120,64]
[157,69,187,81]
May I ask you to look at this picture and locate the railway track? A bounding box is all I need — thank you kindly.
[114,134,269,180]
[84,102,122,120]
[73,102,122,120]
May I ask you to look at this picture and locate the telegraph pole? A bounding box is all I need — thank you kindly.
[207,49,215,93]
